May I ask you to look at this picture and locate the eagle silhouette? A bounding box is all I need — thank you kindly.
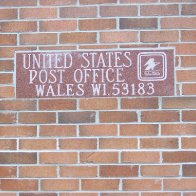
[144,58,160,71]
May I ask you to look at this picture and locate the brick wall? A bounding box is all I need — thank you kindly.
[0,0,196,195]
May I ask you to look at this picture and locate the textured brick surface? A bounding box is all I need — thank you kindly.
[60,32,97,43]
[20,8,57,19]
[0,153,37,164]
[0,0,195,195]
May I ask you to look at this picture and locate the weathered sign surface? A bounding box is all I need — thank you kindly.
[16,49,175,98]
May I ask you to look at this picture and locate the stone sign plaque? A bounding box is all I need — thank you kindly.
[16,49,175,98]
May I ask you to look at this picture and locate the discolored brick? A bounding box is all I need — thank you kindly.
[60,7,97,18]
[120,18,157,29]
[183,164,196,177]
[59,112,96,124]
[0,153,37,164]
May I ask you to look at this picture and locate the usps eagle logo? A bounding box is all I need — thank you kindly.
[137,52,167,81]
[143,58,161,76]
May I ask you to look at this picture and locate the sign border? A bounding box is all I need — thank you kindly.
[14,47,176,99]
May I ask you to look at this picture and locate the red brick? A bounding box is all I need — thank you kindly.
[20,8,57,19]
[176,84,180,95]
[0,34,17,46]
[183,165,196,177]
[100,31,138,43]
[161,124,196,135]
[20,139,56,150]
[79,124,117,136]
[59,112,96,124]
[0,166,16,178]
[0,153,37,164]
[40,125,76,137]
[42,179,79,191]
[182,110,196,122]
[60,166,97,177]
[80,98,117,110]
[80,0,117,4]
[0,126,36,137]
[0,113,16,124]
[20,166,56,178]
[0,46,36,58]
[122,152,160,163]
[164,179,196,190]
[39,45,76,50]
[123,179,161,191]
[79,19,116,30]
[141,165,179,177]
[40,0,76,5]
[80,44,117,49]
[80,152,118,163]
[0,21,37,32]
[121,0,158,3]
[161,0,195,2]
[40,20,77,32]
[0,86,14,98]
[120,18,157,29]
[101,193,138,196]
[1,179,38,191]
[161,17,196,29]
[19,112,56,124]
[0,60,13,71]
[100,6,137,17]
[100,165,138,177]
[100,111,137,123]
[0,100,36,111]
[123,44,161,48]
[100,138,137,149]
[20,34,57,45]
[142,193,180,196]
[181,56,196,67]
[60,7,96,18]
[163,151,196,163]
[141,5,178,16]
[141,111,179,122]
[40,152,77,164]
[121,98,158,109]
[182,83,196,95]
[82,179,119,191]
[165,43,196,55]
[60,32,97,44]
[182,137,196,148]
[141,31,179,42]
[20,194,56,196]
[163,97,196,109]
[176,56,180,67]
[183,193,196,196]
[140,138,178,149]
[120,124,158,136]
[60,139,97,150]
[0,139,16,150]
[182,4,196,15]
[177,70,196,82]
[39,99,76,110]
[181,30,196,42]
[0,9,17,20]
[0,0,36,6]
[0,73,13,84]
[60,194,97,196]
